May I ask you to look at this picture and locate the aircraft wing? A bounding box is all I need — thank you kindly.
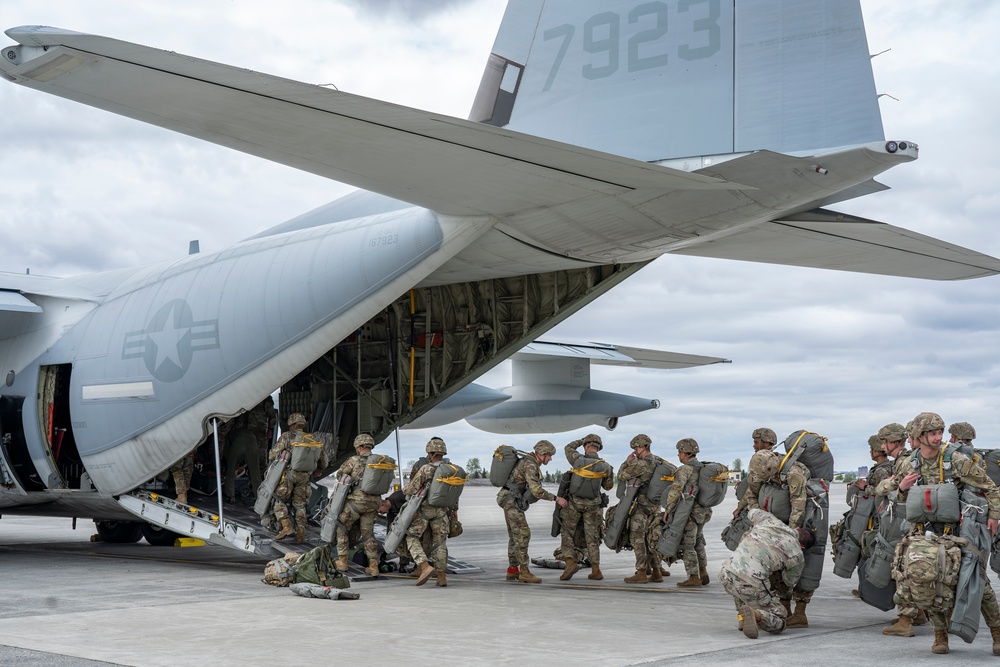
[0,26,731,222]
[515,341,729,369]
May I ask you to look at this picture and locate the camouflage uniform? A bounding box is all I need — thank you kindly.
[746,457,811,603]
[248,396,276,474]
[562,439,614,568]
[170,452,194,501]
[720,508,804,634]
[403,462,458,573]
[497,455,555,568]
[878,447,1000,633]
[618,453,662,574]
[664,457,711,579]
[335,452,384,564]
[268,427,332,530]
[222,423,263,502]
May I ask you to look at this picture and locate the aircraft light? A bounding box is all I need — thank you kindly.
[886,141,898,153]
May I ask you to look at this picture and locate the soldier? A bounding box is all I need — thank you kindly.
[404,437,459,587]
[560,433,614,581]
[949,421,976,446]
[720,507,815,638]
[170,451,195,505]
[876,421,929,636]
[877,412,1000,655]
[618,434,667,584]
[735,428,778,516]
[851,434,894,496]
[332,434,384,577]
[268,413,331,543]
[743,447,812,626]
[664,438,712,588]
[248,395,276,475]
[222,416,263,505]
[498,440,567,584]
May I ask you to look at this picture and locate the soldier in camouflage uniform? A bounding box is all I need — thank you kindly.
[170,452,195,505]
[404,437,459,587]
[734,428,778,516]
[332,434,384,577]
[268,413,332,543]
[248,396,276,475]
[877,412,1000,655]
[721,508,814,638]
[743,448,812,626]
[871,421,929,636]
[221,413,263,504]
[560,433,614,581]
[498,440,566,584]
[949,421,976,446]
[664,438,712,588]
[618,434,668,584]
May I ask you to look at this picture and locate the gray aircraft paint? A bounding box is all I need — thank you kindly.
[484,0,881,161]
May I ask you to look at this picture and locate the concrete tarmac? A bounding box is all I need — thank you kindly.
[1,485,995,666]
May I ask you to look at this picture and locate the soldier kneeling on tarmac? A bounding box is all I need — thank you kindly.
[720,508,816,639]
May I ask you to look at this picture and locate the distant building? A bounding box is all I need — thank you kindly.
[728,470,742,484]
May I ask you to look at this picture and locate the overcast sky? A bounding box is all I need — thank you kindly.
[2,1,998,475]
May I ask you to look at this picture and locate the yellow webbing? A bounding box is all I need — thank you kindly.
[572,460,607,479]
[292,434,323,449]
[493,446,508,462]
[779,431,826,475]
[437,464,467,486]
[367,455,397,471]
[661,475,675,482]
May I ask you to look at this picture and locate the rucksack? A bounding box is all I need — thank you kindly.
[262,552,302,586]
[568,456,613,499]
[695,462,729,507]
[360,454,397,495]
[892,532,963,613]
[980,449,1000,486]
[290,433,324,472]
[490,445,522,488]
[426,463,467,507]
[779,430,834,482]
[292,544,344,587]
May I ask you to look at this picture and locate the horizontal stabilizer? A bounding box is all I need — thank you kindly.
[516,341,729,370]
[668,208,1000,281]
[0,291,42,313]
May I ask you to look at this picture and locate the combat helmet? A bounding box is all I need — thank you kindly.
[425,437,447,455]
[582,433,603,450]
[676,438,699,454]
[353,433,375,449]
[533,440,556,456]
[877,423,907,443]
[751,428,777,445]
[909,412,945,441]
[868,434,885,456]
[630,434,652,449]
[287,412,307,427]
[948,422,976,442]
[748,449,779,481]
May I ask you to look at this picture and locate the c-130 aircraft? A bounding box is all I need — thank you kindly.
[1,0,997,555]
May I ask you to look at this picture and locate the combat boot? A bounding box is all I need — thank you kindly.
[176,492,188,505]
[991,625,1000,656]
[274,517,295,541]
[780,598,792,616]
[364,562,380,577]
[913,609,928,626]
[699,567,710,585]
[560,558,581,581]
[587,564,603,580]
[740,605,761,639]
[624,570,649,584]
[415,562,435,586]
[506,567,520,581]
[335,555,349,572]
[518,566,541,584]
[435,570,448,587]
[676,574,702,588]
[649,566,663,583]
[931,630,949,654]
[785,601,808,628]
[882,615,914,637]
[295,524,305,543]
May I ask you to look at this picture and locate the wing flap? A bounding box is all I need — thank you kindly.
[669,209,1000,280]
[515,341,729,369]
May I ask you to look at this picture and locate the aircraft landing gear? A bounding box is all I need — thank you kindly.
[94,520,143,543]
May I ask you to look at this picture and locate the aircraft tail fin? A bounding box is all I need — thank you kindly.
[470,0,884,161]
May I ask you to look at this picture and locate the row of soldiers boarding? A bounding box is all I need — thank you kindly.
[828,415,1000,656]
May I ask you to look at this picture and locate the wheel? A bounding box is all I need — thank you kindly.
[94,520,143,543]
[141,522,181,546]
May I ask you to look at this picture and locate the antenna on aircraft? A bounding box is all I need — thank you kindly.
[189,240,200,255]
